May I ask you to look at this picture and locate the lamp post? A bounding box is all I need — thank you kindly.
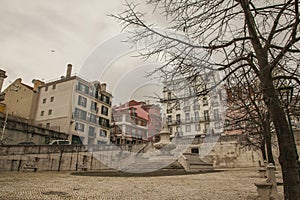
[278,85,300,178]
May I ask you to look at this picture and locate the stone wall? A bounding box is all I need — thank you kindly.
[0,132,299,172]
[0,113,68,145]
[0,145,113,172]
[189,135,280,168]
[204,140,268,168]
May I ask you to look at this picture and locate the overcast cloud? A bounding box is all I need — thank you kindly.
[0,0,124,88]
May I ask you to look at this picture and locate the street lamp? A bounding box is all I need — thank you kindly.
[278,85,300,177]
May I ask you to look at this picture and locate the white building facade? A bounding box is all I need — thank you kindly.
[35,64,112,144]
[161,74,225,138]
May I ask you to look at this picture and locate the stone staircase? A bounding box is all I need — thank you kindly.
[120,153,213,173]
[180,153,213,172]
[120,156,183,173]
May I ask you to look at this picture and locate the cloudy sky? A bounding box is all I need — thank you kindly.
[0,0,126,88]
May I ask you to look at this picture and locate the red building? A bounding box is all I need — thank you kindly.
[110,100,162,145]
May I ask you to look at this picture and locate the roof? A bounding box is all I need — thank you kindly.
[132,105,149,121]
[21,83,33,90]
[113,103,149,121]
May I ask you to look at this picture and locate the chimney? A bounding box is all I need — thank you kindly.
[66,64,72,78]
[101,83,107,91]
[0,69,7,92]
[32,79,45,92]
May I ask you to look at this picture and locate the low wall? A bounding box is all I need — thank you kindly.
[1,133,298,172]
[0,113,68,145]
[189,135,280,168]
[0,145,115,172]
[204,141,266,168]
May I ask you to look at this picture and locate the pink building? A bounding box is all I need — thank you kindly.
[110,100,162,145]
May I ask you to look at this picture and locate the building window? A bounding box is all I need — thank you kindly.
[90,101,97,112]
[167,115,172,123]
[132,127,137,135]
[80,137,85,144]
[46,123,50,128]
[100,94,110,105]
[52,84,56,89]
[45,86,48,92]
[176,114,181,123]
[204,123,210,133]
[78,95,87,107]
[204,110,210,121]
[48,109,52,115]
[88,126,95,137]
[100,129,107,137]
[203,97,208,106]
[194,112,200,122]
[77,82,89,94]
[113,115,122,122]
[101,106,109,116]
[185,113,190,122]
[186,125,191,132]
[167,92,172,100]
[214,122,221,129]
[74,108,87,120]
[99,117,110,128]
[213,109,219,120]
[169,127,173,134]
[43,98,46,104]
[195,123,201,131]
[50,96,54,102]
[89,114,97,124]
[41,111,44,116]
[75,122,85,132]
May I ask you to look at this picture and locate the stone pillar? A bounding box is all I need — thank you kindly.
[255,163,279,200]
[153,123,176,155]
[266,164,279,199]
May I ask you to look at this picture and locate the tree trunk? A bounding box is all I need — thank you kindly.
[238,2,300,197]
[260,137,267,162]
[260,74,300,200]
[265,127,275,165]
[265,132,275,165]
[263,116,275,165]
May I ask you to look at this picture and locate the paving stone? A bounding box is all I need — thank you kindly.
[0,168,284,200]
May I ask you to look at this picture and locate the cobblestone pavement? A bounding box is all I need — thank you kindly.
[0,168,283,200]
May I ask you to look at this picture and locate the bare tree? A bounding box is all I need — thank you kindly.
[226,69,276,165]
[111,0,300,198]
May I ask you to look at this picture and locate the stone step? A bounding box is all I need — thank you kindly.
[120,158,183,173]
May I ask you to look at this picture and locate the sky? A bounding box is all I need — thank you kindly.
[0,0,124,89]
[0,0,172,105]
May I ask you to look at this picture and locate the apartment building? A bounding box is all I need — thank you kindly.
[2,78,44,121]
[161,74,225,138]
[110,100,162,144]
[35,64,112,144]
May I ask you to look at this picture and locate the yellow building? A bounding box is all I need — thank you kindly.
[2,78,44,121]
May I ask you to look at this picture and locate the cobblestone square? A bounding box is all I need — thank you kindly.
[0,168,283,200]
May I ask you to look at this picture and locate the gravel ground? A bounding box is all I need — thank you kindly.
[0,168,283,200]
